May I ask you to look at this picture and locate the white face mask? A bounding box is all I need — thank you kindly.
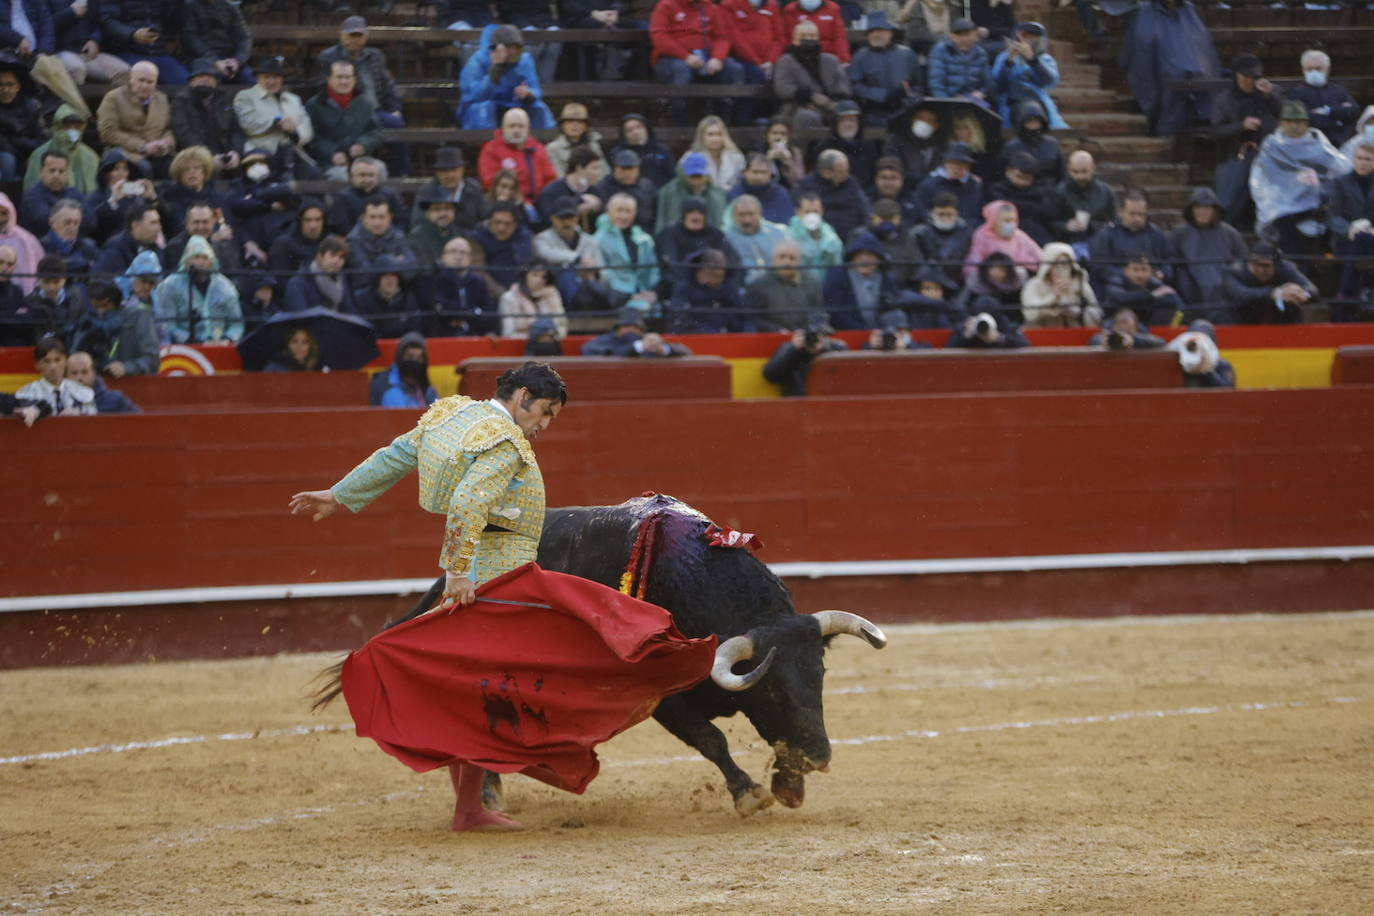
[247,163,271,182]
[996,220,1016,239]
[800,0,822,11]
[932,215,957,232]
[1303,69,1327,88]
[800,212,822,232]
[1364,124,1374,144]
[748,0,763,6]
[911,119,934,140]
[64,129,82,143]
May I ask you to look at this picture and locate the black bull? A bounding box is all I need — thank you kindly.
[331,493,887,816]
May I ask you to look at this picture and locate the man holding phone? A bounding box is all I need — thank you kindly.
[102,0,189,84]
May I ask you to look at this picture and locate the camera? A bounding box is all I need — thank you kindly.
[1106,330,1126,350]
[1184,339,1199,354]
[803,330,820,349]
[880,331,898,350]
[974,316,994,337]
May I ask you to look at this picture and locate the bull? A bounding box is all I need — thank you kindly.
[319,493,886,816]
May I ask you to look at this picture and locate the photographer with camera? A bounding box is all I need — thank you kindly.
[762,309,847,397]
[1088,309,1165,351]
[1168,319,1235,388]
[945,310,1029,349]
[863,308,930,352]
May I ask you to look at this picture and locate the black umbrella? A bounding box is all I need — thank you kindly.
[919,96,1006,140]
[236,306,379,372]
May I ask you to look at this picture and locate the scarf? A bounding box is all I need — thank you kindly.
[327,86,354,110]
[311,259,346,308]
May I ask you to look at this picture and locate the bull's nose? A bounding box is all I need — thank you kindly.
[815,762,830,773]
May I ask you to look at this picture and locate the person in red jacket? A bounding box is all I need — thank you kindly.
[722,0,784,74]
[650,0,747,125]
[776,0,851,66]
[477,108,557,205]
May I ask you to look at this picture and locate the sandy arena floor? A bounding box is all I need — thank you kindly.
[2,611,1372,915]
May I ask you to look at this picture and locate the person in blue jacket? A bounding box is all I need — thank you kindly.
[824,230,901,330]
[990,22,1067,130]
[456,25,555,130]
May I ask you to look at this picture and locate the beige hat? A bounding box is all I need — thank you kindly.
[559,102,589,122]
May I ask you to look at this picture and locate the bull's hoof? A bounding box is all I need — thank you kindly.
[733,786,775,817]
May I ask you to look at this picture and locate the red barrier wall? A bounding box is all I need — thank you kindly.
[5,387,1374,599]
[110,372,370,410]
[806,348,1181,396]
[456,356,733,400]
[1332,346,1374,385]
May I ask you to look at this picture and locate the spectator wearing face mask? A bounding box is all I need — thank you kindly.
[882,103,942,183]
[227,149,297,263]
[1287,50,1359,148]
[987,151,1054,247]
[1339,106,1374,163]
[848,198,921,289]
[776,0,851,65]
[370,331,437,408]
[773,19,851,135]
[170,59,242,167]
[787,190,844,269]
[963,200,1042,285]
[996,99,1063,187]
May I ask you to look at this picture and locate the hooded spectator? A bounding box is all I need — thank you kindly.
[987,150,1054,246]
[848,198,921,289]
[824,231,900,330]
[787,190,844,269]
[665,247,747,334]
[991,21,1066,130]
[1211,53,1283,225]
[997,100,1064,187]
[1118,0,1219,137]
[906,265,965,330]
[370,330,437,407]
[1020,241,1101,328]
[226,148,296,258]
[22,102,98,193]
[354,270,419,339]
[655,196,739,294]
[68,276,158,375]
[963,199,1042,284]
[153,234,243,343]
[956,250,1027,326]
[0,190,46,293]
[120,247,161,305]
[1168,187,1247,321]
[84,147,153,243]
[1339,106,1374,163]
[457,24,556,130]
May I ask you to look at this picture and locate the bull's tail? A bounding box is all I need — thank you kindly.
[308,657,347,713]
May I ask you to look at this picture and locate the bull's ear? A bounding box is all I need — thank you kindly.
[811,611,887,649]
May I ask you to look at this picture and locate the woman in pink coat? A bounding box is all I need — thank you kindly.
[962,200,1043,284]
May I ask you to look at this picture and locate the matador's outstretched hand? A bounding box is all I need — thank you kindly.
[289,489,339,522]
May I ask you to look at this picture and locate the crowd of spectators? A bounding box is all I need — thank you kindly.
[1,0,1370,409]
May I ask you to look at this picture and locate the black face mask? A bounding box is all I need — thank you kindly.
[191,85,216,101]
[794,40,821,56]
[399,357,427,380]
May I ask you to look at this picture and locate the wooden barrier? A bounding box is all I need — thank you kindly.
[1331,346,1374,386]
[5,387,1374,599]
[109,371,370,411]
[455,356,733,401]
[806,348,1182,396]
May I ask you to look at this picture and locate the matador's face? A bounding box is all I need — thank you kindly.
[512,392,561,440]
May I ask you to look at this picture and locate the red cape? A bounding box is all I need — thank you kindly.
[341,563,717,794]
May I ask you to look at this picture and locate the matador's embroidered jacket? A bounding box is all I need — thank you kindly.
[330,396,544,582]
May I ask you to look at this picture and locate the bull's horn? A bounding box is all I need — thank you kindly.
[710,636,778,692]
[813,611,888,649]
